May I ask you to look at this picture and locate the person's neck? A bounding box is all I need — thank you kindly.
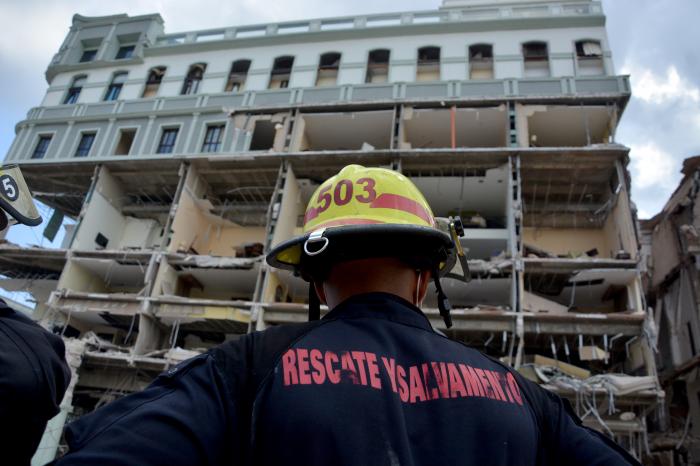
[321,258,420,309]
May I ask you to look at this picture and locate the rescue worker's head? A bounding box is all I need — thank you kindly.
[266,164,467,328]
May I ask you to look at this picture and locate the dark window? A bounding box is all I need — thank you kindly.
[269,56,294,89]
[104,72,128,101]
[417,46,440,65]
[95,232,109,248]
[250,120,276,151]
[143,66,166,98]
[64,76,86,104]
[575,40,604,76]
[469,44,494,80]
[182,64,206,95]
[316,52,341,87]
[157,128,179,154]
[575,40,602,58]
[366,49,390,83]
[202,125,224,152]
[417,46,440,81]
[32,136,52,159]
[522,41,550,77]
[225,60,251,92]
[114,129,137,155]
[523,42,548,60]
[80,49,97,63]
[116,45,135,59]
[74,133,96,157]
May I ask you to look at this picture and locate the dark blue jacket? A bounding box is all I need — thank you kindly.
[55,293,639,465]
[1,301,70,466]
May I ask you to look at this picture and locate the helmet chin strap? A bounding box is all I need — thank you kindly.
[308,283,321,321]
[432,266,453,329]
[414,271,422,307]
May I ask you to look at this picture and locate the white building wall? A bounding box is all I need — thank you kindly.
[40,25,611,106]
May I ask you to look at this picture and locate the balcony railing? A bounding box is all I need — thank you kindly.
[152,2,603,47]
[25,75,629,122]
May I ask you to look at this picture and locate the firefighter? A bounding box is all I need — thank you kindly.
[53,165,639,465]
[0,165,71,466]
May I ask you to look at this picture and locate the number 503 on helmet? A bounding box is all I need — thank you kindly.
[266,164,469,328]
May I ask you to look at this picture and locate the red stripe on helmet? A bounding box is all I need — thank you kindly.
[304,206,321,224]
[370,193,435,226]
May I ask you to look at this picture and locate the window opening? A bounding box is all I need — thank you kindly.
[114,129,137,155]
[74,133,96,157]
[250,121,276,151]
[366,49,390,83]
[182,63,206,95]
[104,72,128,101]
[225,60,251,92]
[143,67,166,98]
[202,125,225,152]
[523,42,550,77]
[157,128,179,154]
[469,44,494,80]
[417,46,440,81]
[575,40,604,76]
[116,45,135,59]
[32,135,52,159]
[316,52,341,87]
[269,56,294,89]
[80,49,97,62]
[64,75,86,104]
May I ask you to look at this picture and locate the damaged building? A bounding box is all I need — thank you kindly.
[0,0,664,463]
[641,156,700,465]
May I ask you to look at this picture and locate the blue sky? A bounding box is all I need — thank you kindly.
[1,0,699,253]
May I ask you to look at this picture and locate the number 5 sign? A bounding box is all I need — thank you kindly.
[0,164,42,228]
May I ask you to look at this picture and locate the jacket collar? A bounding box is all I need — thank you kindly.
[323,292,434,332]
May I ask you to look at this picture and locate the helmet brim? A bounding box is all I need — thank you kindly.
[266,224,455,281]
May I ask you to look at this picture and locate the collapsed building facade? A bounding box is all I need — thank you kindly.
[641,156,700,465]
[0,0,665,463]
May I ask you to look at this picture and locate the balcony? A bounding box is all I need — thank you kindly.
[24,75,630,124]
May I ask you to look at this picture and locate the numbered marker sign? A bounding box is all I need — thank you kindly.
[0,165,42,226]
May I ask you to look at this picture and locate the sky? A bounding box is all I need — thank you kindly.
[0,0,699,252]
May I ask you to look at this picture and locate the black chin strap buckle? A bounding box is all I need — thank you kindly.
[432,268,453,328]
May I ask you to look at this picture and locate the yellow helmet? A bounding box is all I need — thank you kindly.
[266,165,467,327]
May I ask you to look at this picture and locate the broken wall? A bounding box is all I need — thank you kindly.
[291,110,394,151]
[232,113,288,152]
[72,167,164,251]
[523,228,612,258]
[400,106,507,149]
[169,166,265,256]
[516,104,615,147]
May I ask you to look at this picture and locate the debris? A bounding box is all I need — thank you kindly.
[522,291,568,314]
[524,243,556,258]
[461,213,487,228]
[578,345,608,361]
[534,354,591,380]
[614,250,631,260]
[605,375,657,395]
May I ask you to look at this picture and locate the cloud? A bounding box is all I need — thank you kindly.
[628,141,678,191]
[624,65,700,105]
